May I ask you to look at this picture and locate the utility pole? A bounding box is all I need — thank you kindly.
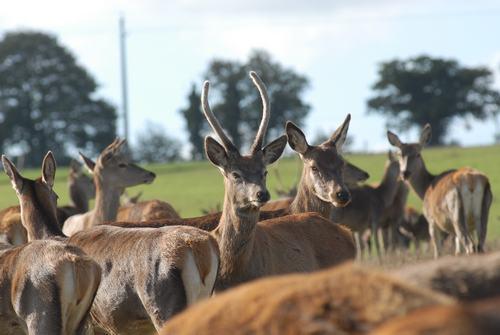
[119,15,129,141]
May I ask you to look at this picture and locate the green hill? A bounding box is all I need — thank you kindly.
[1,144,498,237]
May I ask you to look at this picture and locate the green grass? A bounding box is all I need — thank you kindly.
[1,144,499,237]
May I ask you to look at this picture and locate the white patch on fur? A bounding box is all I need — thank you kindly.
[62,214,85,236]
[181,247,219,306]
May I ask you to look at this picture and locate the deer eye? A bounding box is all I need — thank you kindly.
[118,163,127,168]
[311,166,318,172]
[232,172,241,180]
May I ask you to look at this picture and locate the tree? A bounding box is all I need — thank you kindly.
[134,122,181,163]
[0,31,117,166]
[367,55,500,145]
[192,50,310,152]
[179,84,205,160]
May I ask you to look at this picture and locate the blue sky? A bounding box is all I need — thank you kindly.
[1,0,500,153]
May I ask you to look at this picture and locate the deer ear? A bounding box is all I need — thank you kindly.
[2,155,24,194]
[286,121,309,154]
[420,124,432,146]
[205,136,228,169]
[263,135,287,165]
[387,131,403,148]
[329,114,351,151]
[79,152,96,173]
[344,161,369,184]
[42,151,57,188]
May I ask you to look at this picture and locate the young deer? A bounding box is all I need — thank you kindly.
[3,152,219,334]
[159,262,453,335]
[328,151,401,258]
[1,156,101,335]
[387,124,492,257]
[63,138,157,236]
[0,159,96,245]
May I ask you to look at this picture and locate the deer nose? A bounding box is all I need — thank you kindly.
[256,190,270,203]
[145,172,156,183]
[402,170,411,180]
[336,190,350,203]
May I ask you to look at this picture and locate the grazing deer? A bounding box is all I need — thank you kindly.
[3,152,219,334]
[398,206,430,252]
[159,262,453,335]
[387,124,492,257]
[372,297,500,335]
[116,197,180,221]
[62,138,157,236]
[328,152,401,258]
[0,239,101,335]
[0,159,96,246]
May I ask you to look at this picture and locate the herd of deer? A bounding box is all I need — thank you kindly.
[0,71,497,334]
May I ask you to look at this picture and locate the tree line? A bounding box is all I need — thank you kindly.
[0,30,499,165]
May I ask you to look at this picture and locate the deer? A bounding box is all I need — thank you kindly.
[3,152,220,334]
[192,72,357,290]
[398,206,430,252]
[387,124,492,257]
[372,296,500,335]
[327,151,401,258]
[0,159,96,246]
[62,138,158,236]
[159,262,453,335]
[392,251,500,301]
[58,159,96,224]
[0,239,101,335]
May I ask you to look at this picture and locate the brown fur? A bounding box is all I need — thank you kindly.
[3,150,220,334]
[392,251,500,301]
[372,297,500,335]
[0,239,101,335]
[160,262,453,335]
[388,126,492,256]
[117,199,180,221]
[379,181,409,251]
[330,156,401,257]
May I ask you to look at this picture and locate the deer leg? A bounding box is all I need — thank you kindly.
[371,218,382,259]
[476,184,492,253]
[354,232,363,260]
[428,219,439,259]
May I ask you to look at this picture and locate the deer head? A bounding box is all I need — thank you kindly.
[203,71,287,214]
[68,159,95,204]
[2,152,63,240]
[286,115,368,207]
[79,138,156,190]
[387,124,431,181]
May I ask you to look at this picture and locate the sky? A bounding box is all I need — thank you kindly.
[1,0,500,154]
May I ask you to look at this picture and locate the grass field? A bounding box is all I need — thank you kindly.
[1,144,498,237]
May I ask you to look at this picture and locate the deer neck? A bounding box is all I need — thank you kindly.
[376,165,400,207]
[290,169,331,218]
[212,188,259,285]
[20,196,65,241]
[69,183,89,212]
[407,159,434,200]
[91,176,122,225]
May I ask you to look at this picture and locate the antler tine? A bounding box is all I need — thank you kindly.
[201,81,237,152]
[249,71,270,154]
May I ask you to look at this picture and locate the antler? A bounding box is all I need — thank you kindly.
[249,71,270,154]
[201,81,237,152]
